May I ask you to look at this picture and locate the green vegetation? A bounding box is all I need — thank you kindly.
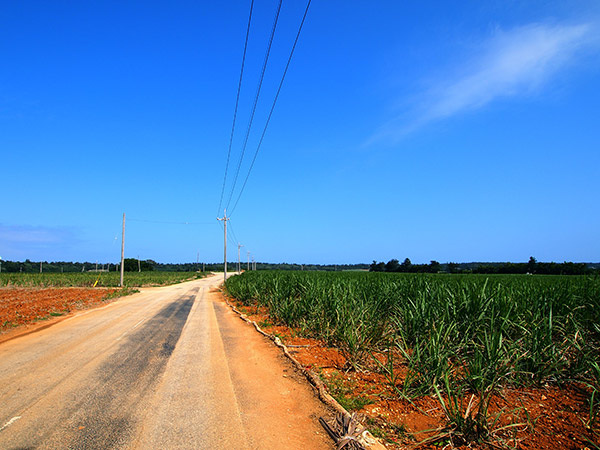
[0,259,370,273]
[320,370,373,411]
[226,271,600,444]
[370,256,597,275]
[0,259,203,273]
[0,271,207,288]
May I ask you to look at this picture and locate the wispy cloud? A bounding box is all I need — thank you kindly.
[372,21,600,143]
[0,224,69,244]
[0,224,79,259]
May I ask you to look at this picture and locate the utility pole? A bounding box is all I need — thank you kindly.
[40,261,42,273]
[120,213,125,287]
[237,243,244,274]
[217,210,229,284]
[0,256,2,273]
[137,256,141,272]
[197,252,200,272]
[247,251,250,271]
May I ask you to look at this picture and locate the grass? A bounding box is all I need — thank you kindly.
[366,417,409,444]
[585,362,600,429]
[320,370,374,411]
[257,319,273,328]
[226,270,600,445]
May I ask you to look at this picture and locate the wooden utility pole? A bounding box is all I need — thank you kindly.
[120,213,125,287]
[247,251,250,271]
[217,210,229,284]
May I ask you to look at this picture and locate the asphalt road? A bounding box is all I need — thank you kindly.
[0,274,331,450]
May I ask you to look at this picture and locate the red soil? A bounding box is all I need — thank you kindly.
[231,300,599,450]
[0,287,119,340]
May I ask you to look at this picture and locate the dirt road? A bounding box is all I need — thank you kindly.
[0,274,332,449]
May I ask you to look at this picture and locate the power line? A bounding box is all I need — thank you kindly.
[128,218,213,225]
[228,220,241,245]
[229,0,312,216]
[218,218,238,250]
[217,0,255,216]
[227,226,238,249]
[225,0,283,212]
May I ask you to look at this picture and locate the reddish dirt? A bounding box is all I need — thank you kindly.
[230,299,599,450]
[0,287,119,341]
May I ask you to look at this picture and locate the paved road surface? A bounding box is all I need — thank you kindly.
[0,274,332,449]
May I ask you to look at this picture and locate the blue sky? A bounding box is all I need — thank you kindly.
[1,1,599,264]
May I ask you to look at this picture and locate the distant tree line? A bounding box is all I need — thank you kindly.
[469,257,592,275]
[0,260,116,273]
[0,259,370,273]
[0,259,158,273]
[131,262,370,272]
[1,258,596,275]
[369,258,442,273]
[369,257,598,275]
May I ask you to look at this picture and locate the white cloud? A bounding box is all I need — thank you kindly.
[373,21,599,142]
[0,224,66,244]
[0,224,79,260]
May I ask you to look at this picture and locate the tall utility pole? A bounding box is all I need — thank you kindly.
[120,213,125,287]
[247,251,250,271]
[237,243,244,274]
[40,261,42,273]
[137,256,141,272]
[217,210,229,284]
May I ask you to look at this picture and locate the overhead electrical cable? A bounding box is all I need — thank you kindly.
[228,220,241,245]
[225,0,283,211]
[128,218,214,225]
[229,0,312,216]
[217,0,255,216]
[217,219,239,258]
[228,228,238,249]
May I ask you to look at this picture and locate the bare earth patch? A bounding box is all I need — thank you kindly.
[229,298,599,450]
[0,287,119,341]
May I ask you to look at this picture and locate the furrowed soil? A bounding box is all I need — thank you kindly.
[0,287,119,342]
[228,298,599,450]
